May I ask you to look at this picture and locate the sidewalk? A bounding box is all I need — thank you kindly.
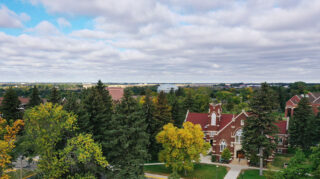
[145,173,168,179]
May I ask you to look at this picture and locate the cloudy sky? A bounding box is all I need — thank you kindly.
[0,0,319,83]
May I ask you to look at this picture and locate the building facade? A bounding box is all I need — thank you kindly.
[285,92,320,118]
[185,103,288,161]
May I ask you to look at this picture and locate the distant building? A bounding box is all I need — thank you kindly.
[157,84,178,93]
[0,97,30,110]
[186,103,288,162]
[285,92,320,118]
[106,87,124,101]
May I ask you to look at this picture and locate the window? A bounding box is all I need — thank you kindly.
[235,129,243,144]
[210,131,216,137]
[278,137,283,145]
[220,140,227,152]
[277,149,282,153]
[241,120,244,126]
[211,113,216,126]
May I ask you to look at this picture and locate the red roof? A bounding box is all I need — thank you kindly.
[106,87,124,101]
[218,114,233,130]
[275,120,287,134]
[0,97,30,105]
[186,112,210,129]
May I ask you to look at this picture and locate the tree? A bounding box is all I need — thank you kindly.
[28,86,41,108]
[49,87,61,104]
[151,91,173,161]
[242,83,278,175]
[0,87,21,124]
[79,86,113,154]
[221,148,231,163]
[170,95,184,128]
[183,90,195,112]
[274,149,309,179]
[289,97,316,150]
[310,145,320,178]
[143,89,157,161]
[23,103,108,178]
[156,122,210,174]
[104,89,149,178]
[0,118,24,178]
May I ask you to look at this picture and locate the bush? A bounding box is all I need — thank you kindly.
[168,171,180,179]
[211,155,216,162]
[221,148,231,163]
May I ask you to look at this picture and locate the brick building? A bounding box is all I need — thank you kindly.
[285,92,320,118]
[185,103,288,161]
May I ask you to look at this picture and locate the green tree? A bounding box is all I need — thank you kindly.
[221,148,231,163]
[104,89,149,178]
[242,83,278,175]
[143,89,157,161]
[183,90,195,112]
[274,149,309,179]
[156,122,210,175]
[310,145,320,178]
[289,97,316,150]
[28,86,41,108]
[0,87,21,124]
[49,87,61,104]
[23,103,108,178]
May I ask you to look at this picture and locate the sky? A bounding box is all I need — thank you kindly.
[0,0,319,83]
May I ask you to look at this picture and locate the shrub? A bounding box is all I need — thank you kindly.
[168,171,180,179]
[211,155,216,162]
[221,148,231,163]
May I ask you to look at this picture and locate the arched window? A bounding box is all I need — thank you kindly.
[235,129,243,144]
[211,113,216,126]
[220,140,227,152]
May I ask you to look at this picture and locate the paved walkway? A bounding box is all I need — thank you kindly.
[145,173,168,179]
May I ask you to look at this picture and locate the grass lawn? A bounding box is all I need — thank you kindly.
[270,153,294,169]
[6,169,36,179]
[237,170,267,179]
[144,163,228,179]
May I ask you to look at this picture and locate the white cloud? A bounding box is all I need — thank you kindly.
[0,5,29,28]
[26,21,60,35]
[1,0,319,82]
[57,17,71,28]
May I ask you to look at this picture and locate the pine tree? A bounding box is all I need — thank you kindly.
[183,90,195,112]
[77,81,113,159]
[49,87,61,104]
[0,87,21,124]
[242,83,278,175]
[28,86,41,108]
[171,95,184,128]
[289,97,316,150]
[105,89,149,178]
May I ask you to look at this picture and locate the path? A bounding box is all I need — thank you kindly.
[145,173,168,179]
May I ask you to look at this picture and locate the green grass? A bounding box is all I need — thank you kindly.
[238,170,267,179]
[7,169,36,179]
[144,163,228,179]
[270,153,294,169]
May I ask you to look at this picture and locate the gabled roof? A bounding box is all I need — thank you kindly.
[275,120,287,134]
[185,112,210,129]
[106,87,124,101]
[0,97,30,105]
[218,114,233,130]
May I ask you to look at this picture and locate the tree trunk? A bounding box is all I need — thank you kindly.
[20,157,23,179]
[259,147,263,176]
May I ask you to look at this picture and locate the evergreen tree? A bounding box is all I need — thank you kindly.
[105,89,149,178]
[28,86,41,108]
[149,91,173,161]
[171,95,184,128]
[0,87,21,124]
[242,83,278,175]
[143,89,156,161]
[183,90,195,112]
[289,97,316,150]
[49,87,61,104]
[80,85,113,153]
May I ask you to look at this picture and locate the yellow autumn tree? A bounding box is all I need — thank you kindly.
[0,117,24,179]
[156,122,210,174]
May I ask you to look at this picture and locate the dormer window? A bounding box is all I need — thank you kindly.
[211,113,216,126]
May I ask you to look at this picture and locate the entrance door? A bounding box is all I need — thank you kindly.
[237,150,245,158]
